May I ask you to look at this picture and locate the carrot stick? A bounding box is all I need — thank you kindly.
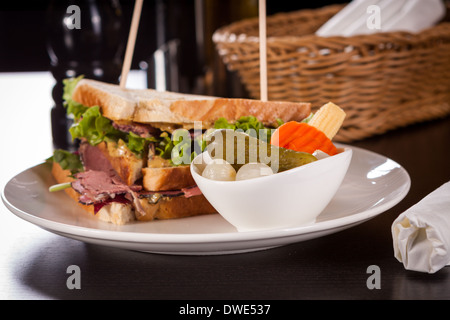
[271,121,338,156]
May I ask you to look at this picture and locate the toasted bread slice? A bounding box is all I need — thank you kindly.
[72,79,215,125]
[142,166,195,191]
[96,140,145,185]
[72,79,137,120]
[137,195,216,221]
[72,79,312,130]
[170,98,312,128]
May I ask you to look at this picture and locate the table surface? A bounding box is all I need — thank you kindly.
[1,72,450,301]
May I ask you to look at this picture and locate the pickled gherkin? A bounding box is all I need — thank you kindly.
[205,129,317,173]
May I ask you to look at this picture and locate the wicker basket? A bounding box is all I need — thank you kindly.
[213,4,450,142]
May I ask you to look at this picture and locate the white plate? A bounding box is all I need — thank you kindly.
[1,145,410,255]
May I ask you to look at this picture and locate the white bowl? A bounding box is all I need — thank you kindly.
[191,148,353,232]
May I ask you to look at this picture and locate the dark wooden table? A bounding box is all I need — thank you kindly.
[1,74,449,301]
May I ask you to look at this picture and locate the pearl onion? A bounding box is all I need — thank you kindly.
[236,163,274,181]
[202,159,236,181]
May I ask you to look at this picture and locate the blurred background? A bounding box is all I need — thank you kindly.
[0,0,347,97]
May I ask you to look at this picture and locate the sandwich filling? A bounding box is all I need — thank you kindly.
[49,76,291,218]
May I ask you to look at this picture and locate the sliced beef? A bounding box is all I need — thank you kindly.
[72,170,142,204]
[78,141,118,178]
[72,145,147,217]
[181,185,202,198]
[112,121,160,138]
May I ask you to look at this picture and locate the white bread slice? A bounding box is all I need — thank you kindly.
[72,79,137,120]
[96,140,144,186]
[72,79,216,125]
[72,79,311,130]
[142,165,195,191]
[170,98,312,128]
[137,195,216,221]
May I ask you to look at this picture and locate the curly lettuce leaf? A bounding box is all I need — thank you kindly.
[63,75,83,102]
[152,130,207,166]
[67,102,159,158]
[155,132,175,160]
[63,76,160,158]
[213,117,236,130]
[127,132,161,155]
[69,106,123,146]
[63,76,87,121]
[214,116,274,142]
[47,149,83,174]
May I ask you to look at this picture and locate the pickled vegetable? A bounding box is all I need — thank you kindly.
[271,121,338,156]
[236,163,274,181]
[205,129,317,173]
[202,159,237,181]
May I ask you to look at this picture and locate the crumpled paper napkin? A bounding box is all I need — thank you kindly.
[392,181,450,274]
[316,0,446,37]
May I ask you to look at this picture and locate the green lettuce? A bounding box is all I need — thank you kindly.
[47,149,83,174]
[213,114,313,142]
[69,106,123,146]
[170,130,206,165]
[127,132,148,155]
[128,132,161,155]
[68,105,161,157]
[214,116,276,142]
[63,75,87,121]
[154,130,206,166]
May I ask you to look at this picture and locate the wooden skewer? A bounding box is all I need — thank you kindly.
[120,0,144,88]
[259,0,268,101]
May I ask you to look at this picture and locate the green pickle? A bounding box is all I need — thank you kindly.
[206,129,317,173]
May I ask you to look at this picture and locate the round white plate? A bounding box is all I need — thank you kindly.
[2,145,410,255]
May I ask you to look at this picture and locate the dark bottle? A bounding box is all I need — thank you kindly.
[145,0,258,98]
[46,0,125,151]
[146,0,205,95]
